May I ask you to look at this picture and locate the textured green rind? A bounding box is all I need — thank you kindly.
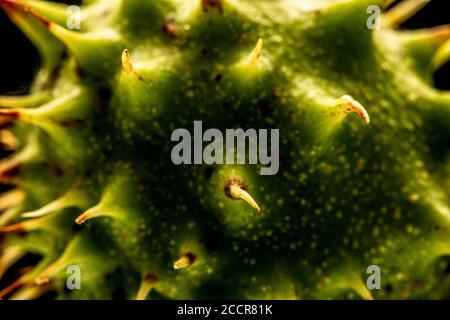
[0,0,449,300]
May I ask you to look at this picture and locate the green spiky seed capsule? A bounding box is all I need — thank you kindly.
[0,0,449,300]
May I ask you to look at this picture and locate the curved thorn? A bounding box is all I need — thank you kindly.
[173,252,196,270]
[383,0,430,28]
[75,205,104,225]
[248,38,264,66]
[227,183,261,212]
[331,95,370,125]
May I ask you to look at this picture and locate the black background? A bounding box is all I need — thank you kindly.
[0,299,449,318]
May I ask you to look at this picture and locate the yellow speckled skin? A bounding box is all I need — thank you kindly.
[0,0,449,299]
